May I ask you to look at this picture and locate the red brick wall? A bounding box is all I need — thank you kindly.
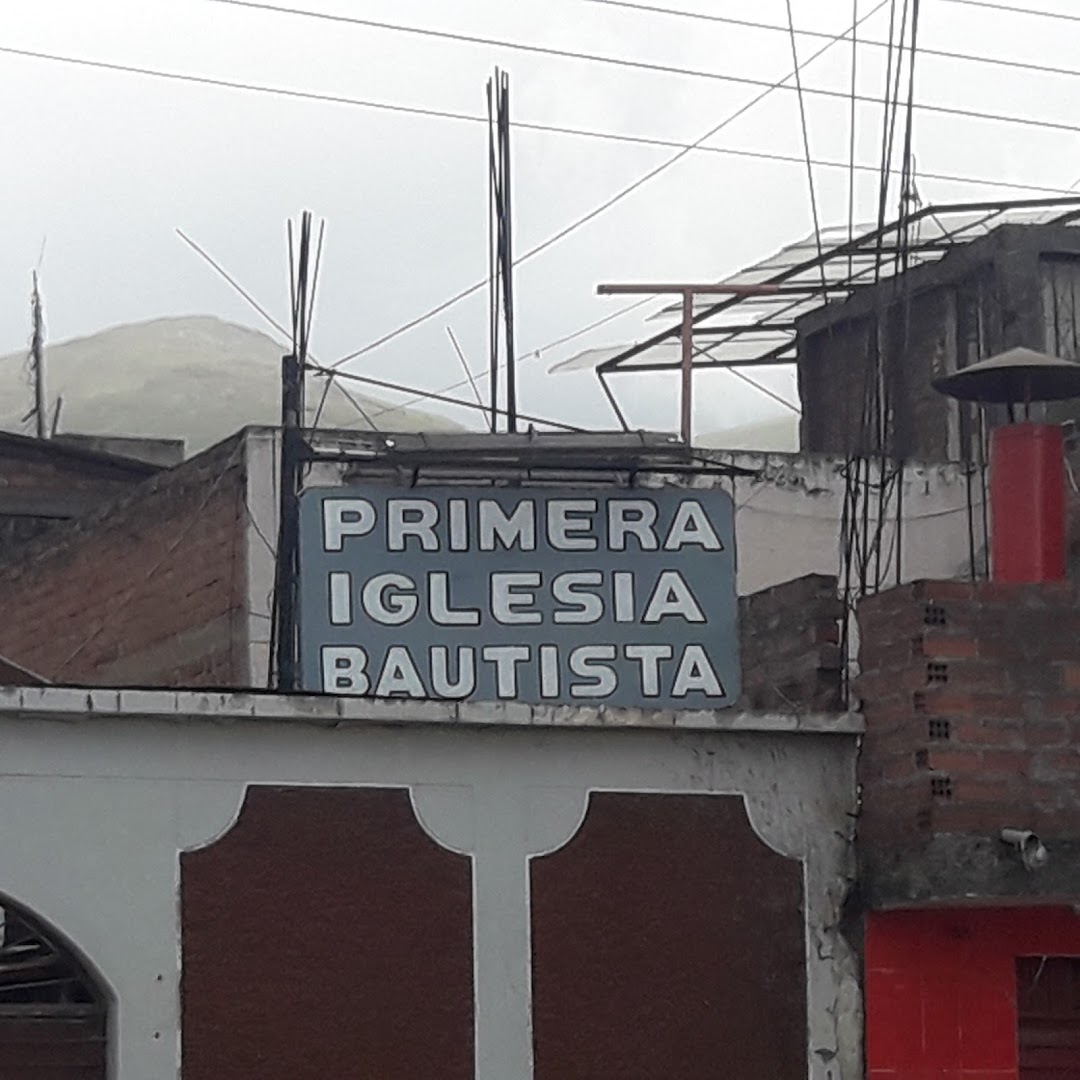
[738,573,843,713]
[0,455,142,493]
[857,579,1080,904]
[0,437,247,688]
[0,443,153,550]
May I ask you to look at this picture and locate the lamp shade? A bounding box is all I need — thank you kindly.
[931,347,1080,404]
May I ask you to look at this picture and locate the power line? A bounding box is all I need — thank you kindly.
[331,0,890,391]
[5,41,1059,204]
[174,225,584,433]
[306,362,583,432]
[784,0,828,282]
[208,0,1080,140]
[939,0,1080,22]
[14,28,1068,424]
[325,0,890,370]
[585,0,1080,83]
[360,297,655,427]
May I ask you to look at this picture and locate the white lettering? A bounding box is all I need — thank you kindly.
[608,499,659,551]
[321,645,369,694]
[569,644,617,698]
[375,645,426,697]
[448,499,469,552]
[429,571,480,626]
[491,572,542,625]
[540,644,560,698]
[482,644,531,698]
[547,499,598,551]
[387,498,439,552]
[671,644,724,697]
[478,499,536,551]
[361,572,418,625]
[641,570,706,623]
[613,571,635,623]
[552,571,604,624]
[322,498,376,552]
[624,643,673,697]
[328,571,352,625]
[431,646,476,697]
[663,499,723,551]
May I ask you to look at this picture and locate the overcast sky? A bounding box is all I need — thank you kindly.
[3,0,1079,437]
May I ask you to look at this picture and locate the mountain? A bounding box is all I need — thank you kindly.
[0,315,461,454]
[697,414,799,452]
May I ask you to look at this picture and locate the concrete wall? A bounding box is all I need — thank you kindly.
[0,686,861,1080]
[699,450,982,595]
[797,223,1080,463]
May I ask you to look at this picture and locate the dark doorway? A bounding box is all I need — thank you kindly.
[0,898,107,1079]
[1018,955,1080,1079]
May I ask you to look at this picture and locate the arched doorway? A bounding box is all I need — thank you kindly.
[0,897,107,1079]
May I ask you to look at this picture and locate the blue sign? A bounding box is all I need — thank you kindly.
[298,485,739,708]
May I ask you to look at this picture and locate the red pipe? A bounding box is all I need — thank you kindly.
[990,422,1066,583]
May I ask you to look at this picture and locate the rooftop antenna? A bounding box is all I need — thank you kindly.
[488,67,517,433]
[271,210,324,691]
[27,271,47,440]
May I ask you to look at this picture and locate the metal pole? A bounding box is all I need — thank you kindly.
[274,352,303,690]
[30,272,46,439]
[680,289,693,444]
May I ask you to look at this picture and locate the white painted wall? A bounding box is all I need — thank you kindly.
[0,687,861,1080]
[709,450,984,595]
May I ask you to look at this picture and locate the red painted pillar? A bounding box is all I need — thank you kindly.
[990,422,1066,583]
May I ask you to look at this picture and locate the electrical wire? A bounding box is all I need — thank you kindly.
[939,0,1080,22]
[208,0,1080,142]
[336,0,893,422]
[784,0,828,280]
[323,0,892,380]
[175,226,567,433]
[305,362,583,432]
[585,0,1080,83]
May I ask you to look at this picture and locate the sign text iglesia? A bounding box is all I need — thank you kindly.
[297,486,738,708]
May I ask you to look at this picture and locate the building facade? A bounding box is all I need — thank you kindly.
[0,686,860,1080]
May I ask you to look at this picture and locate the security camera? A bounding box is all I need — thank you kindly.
[1000,828,1049,871]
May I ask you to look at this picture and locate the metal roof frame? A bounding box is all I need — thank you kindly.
[556,196,1080,382]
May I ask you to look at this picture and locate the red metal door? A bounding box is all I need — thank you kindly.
[1018,956,1080,1079]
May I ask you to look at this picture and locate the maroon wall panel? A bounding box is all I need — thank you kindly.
[0,1013,106,1079]
[531,792,806,1080]
[181,786,473,1080]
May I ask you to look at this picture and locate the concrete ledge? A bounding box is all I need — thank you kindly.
[0,685,863,734]
[863,833,1080,909]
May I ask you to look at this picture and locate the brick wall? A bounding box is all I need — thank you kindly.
[857,578,1080,905]
[0,439,154,553]
[738,573,843,713]
[0,436,248,688]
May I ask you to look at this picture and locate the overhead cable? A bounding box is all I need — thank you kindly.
[938,0,1080,22]
[5,42,1059,205]
[330,0,892,391]
[585,0,1080,83]
[207,0,1080,141]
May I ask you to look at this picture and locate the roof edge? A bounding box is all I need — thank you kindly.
[0,685,863,735]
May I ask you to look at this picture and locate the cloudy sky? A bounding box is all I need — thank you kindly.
[3,0,1079,437]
